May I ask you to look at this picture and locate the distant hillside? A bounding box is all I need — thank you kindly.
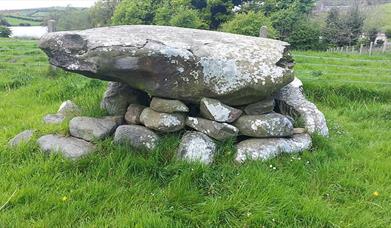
[0,7,86,26]
[314,0,391,12]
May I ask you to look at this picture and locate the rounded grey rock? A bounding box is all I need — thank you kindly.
[43,113,65,124]
[8,129,35,147]
[140,108,185,133]
[37,134,96,159]
[69,116,120,141]
[177,131,216,165]
[235,133,312,162]
[234,113,293,138]
[150,97,189,113]
[125,104,146,125]
[243,97,275,115]
[113,125,159,151]
[186,117,239,141]
[200,97,242,123]
[101,82,150,115]
[57,100,81,116]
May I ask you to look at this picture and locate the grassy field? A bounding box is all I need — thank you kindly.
[0,38,390,227]
[2,16,42,26]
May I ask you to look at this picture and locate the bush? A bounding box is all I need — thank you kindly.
[288,19,325,50]
[112,0,155,25]
[0,26,11,37]
[169,7,207,29]
[220,11,277,38]
[385,28,391,39]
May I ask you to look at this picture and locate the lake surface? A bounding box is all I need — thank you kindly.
[10,26,48,39]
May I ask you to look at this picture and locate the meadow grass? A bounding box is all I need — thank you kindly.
[0,38,390,227]
[3,16,42,26]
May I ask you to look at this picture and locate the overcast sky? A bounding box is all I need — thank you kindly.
[0,0,97,10]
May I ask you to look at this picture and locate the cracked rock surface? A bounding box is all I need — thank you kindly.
[39,25,293,106]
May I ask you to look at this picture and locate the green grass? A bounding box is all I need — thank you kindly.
[0,38,390,226]
[3,16,42,26]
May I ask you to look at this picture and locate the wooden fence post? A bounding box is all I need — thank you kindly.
[352,46,355,53]
[369,42,373,56]
[382,41,387,53]
[48,20,57,73]
[359,44,363,54]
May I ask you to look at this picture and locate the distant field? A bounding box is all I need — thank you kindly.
[364,3,391,31]
[0,38,390,227]
[3,16,42,26]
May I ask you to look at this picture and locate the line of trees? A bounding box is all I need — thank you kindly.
[43,0,384,51]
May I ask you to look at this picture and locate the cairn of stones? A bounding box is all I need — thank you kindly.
[9,25,329,164]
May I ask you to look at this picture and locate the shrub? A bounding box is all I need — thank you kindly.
[220,11,277,38]
[288,19,326,50]
[0,26,11,37]
[385,28,391,39]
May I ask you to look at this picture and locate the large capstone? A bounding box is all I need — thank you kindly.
[39,25,293,106]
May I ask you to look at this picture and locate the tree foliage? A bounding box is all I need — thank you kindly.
[0,26,11,37]
[287,19,324,50]
[89,0,120,27]
[323,7,364,46]
[220,11,277,37]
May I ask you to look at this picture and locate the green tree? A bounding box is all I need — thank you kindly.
[288,19,324,50]
[112,0,156,25]
[89,0,120,27]
[0,16,11,26]
[0,26,11,37]
[169,7,207,29]
[384,28,391,39]
[220,11,277,37]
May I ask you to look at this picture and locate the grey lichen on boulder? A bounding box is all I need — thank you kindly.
[235,133,312,162]
[186,117,238,141]
[140,108,185,133]
[177,131,217,164]
[114,125,159,151]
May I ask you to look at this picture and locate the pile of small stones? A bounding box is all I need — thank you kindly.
[9,79,322,164]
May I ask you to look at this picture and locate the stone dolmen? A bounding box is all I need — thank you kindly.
[10,25,328,164]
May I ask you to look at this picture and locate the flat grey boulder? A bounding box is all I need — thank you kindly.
[243,97,275,115]
[200,97,242,123]
[186,117,239,141]
[177,131,216,165]
[37,134,96,159]
[140,108,185,133]
[9,129,35,147]
[69,116,120,141]
[114,125,159,150]
[101,82,149,115]
[234,113,293,138]
[124,104,146,124]
[150,97,189,113]
[58,100,81,116]
[236,133,312,162]
[39,25,293,106]
[43,113,65,124]
[274,77,329,136]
